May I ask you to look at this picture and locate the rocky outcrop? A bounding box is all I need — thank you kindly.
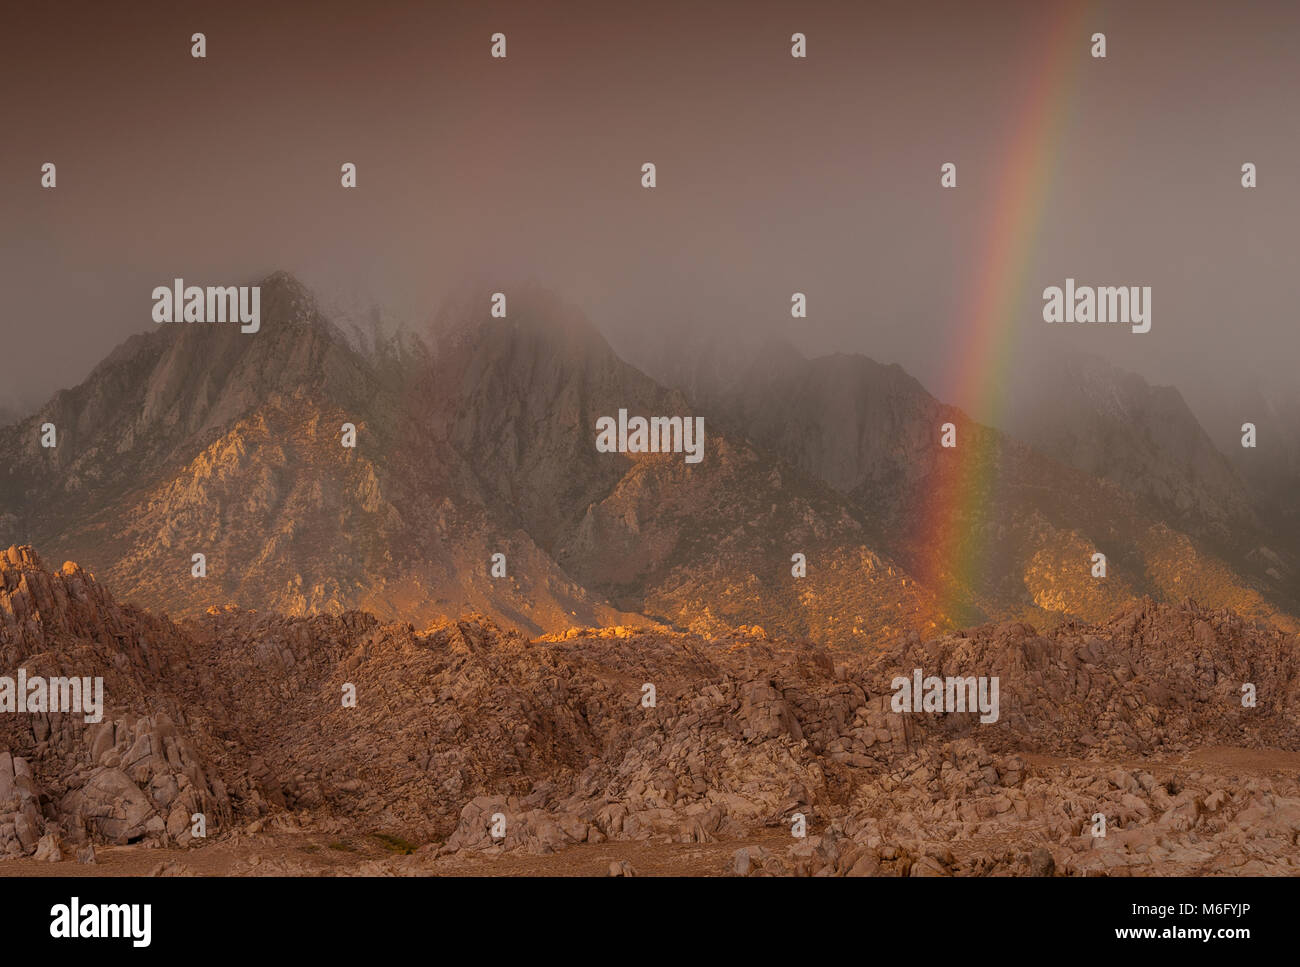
[729,748,1300,877]
[3,544,1299,875]
[0,547,229,858]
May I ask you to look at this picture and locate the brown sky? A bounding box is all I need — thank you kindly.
[2,0,1297,424]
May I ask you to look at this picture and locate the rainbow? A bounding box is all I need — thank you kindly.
[915,2,1092,625]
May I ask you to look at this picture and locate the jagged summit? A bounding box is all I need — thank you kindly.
[1,544,45,571]
[2,278,938,645]
[3,275,1295,645]
[638,329,1299,630]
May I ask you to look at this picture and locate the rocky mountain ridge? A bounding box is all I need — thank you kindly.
[3,544,1298,876]
[2,274,1294,647]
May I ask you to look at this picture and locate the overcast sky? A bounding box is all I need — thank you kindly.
[3,0,1296,426]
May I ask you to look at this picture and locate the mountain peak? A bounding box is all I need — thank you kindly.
[1,544,46,573]
[1004,350,1258,539]
[429,282,614,364]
